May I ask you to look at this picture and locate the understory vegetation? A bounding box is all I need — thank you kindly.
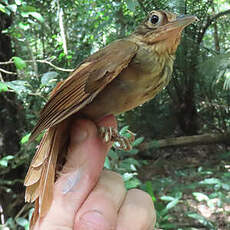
[0,0,230,229]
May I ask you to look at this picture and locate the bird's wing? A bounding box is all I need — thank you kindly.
[30,39,138,141]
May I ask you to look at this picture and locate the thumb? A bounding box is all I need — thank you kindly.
[36,116,116,229]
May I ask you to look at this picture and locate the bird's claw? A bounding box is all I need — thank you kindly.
[98,127,135,151]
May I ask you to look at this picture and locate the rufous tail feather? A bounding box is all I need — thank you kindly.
[24,120,69,229]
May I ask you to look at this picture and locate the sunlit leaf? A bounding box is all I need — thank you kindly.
[20,133,31,144]
[6,80,31,94]
[0,82,8,92]
[12,56,26,70]
[15,0,22,5]
[41,71,58,86]
[199,178,221,185]
[0,155,14,167]
[193,192,209,201]
[16,217,29,227]
[30,12,44,23]
[7,4,17,13]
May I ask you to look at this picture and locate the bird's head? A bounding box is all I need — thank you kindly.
[134,10,198,54]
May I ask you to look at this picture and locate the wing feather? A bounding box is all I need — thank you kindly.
[30,40,138,141]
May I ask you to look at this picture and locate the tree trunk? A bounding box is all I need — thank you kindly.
[0,12,24,155]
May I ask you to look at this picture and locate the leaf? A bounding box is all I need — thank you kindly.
[7,4,17,13]
[119,125,129,135]
[0,3,10,15]
[132,136,144,147]
[0,155,14,167]
[16,217,29,227]
[166,198,180,210]
[41,71,58,86]
[125,178,141,189]
[6,80,31,94]
[12,56,26,70]
[19,22,30,30]
[15,0,22,5]
[0,82,8,92]
[193,192,209,201]
[30,12,44,23]
[187,212,215,229]
[126,0,139,12]
[145,181,156,201]
[160,196,175,201]
[104,157,111,169]
[20,5,37,12]
[21,133,31,144]
[199,178,221,185]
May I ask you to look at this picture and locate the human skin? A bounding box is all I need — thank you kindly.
[34,115,156,230]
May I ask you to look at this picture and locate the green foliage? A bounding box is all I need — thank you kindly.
[1,0,230,229]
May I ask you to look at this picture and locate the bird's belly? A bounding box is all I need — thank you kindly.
[81,63,170,120]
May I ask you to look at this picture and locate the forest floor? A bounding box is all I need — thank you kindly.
[138,144,230,230]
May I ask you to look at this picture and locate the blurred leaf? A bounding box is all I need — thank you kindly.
[159,223,177,229]
[119,125,129,135]
[0,82,8,92]
[193,192,209,201]
[12,56,26,70]
[15,217,29,229]
[7,4,17,13]
[145,181,156,201]
[41,71,58,86]
[15,0,22,5]
[0,3,10,15]
[30,12,44,23]
[125,177,141,189]
[20,5,37,12]
[132,136,144,147]
[187,212,216,229]
[165,198,180,210]
[0,155,14,167]
[126,0,139,12]
[6,80,31,94]
[19,22,30,30]
[160,196,175,201]
[104,157,111,169]
[199,178,221,185]
[20,133,31,144]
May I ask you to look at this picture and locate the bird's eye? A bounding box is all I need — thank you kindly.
[150,15,159,24]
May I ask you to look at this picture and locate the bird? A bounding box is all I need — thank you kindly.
[24,10,197,227]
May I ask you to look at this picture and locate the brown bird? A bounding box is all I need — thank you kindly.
[24,10,197,227]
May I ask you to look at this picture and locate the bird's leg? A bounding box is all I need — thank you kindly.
[98,127,135,151]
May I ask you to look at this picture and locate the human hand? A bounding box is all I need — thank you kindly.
[34,115,156,230]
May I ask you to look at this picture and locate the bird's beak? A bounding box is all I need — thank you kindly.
[167,15,199,30]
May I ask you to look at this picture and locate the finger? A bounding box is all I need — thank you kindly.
[36,116,117,229]
[116,189,156,230]
[74,170,126,230]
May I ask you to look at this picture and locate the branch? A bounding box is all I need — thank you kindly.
[0,67,17,75]
[0,59,74,72]
[139,132,230,151]
[198,9,230,43]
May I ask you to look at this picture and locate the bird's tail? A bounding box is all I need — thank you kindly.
[24,120,69,228]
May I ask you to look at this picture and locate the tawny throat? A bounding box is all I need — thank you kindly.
[24,10,197,228]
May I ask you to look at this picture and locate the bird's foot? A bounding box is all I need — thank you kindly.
[98,127,135,151]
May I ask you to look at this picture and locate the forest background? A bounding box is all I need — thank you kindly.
[0,0,230,229]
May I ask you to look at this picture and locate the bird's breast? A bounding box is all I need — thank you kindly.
[82,46,174,120]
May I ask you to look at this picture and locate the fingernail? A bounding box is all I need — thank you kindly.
[71,121,88,144]
[77,210,111,230]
